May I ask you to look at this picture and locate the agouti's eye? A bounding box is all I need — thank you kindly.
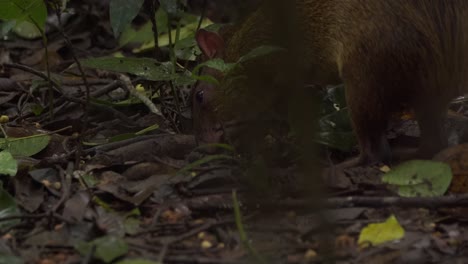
[196,90,204,103]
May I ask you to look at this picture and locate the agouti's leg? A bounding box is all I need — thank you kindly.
[323,81,390,184]
[344,80,392,166]
[415,104,448,158]
[322,79,390,185]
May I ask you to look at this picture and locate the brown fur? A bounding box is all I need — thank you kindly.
[193,0,468,164]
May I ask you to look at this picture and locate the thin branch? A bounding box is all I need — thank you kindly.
[264,194,468,209]
[53,4,93,167]
[118,74,163,116]
[149,0,162,60]
[2,63,62,92]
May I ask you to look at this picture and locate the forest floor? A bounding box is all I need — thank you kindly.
[2,1,468,264]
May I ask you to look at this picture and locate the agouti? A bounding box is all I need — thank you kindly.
[192,0,468,166]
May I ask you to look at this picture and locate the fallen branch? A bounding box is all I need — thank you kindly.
[266,194,468,209]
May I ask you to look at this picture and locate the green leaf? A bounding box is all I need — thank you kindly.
[80,173,99,188]
[121,8,169,48]
[108,133,138,143]
[109,0,145,38]
[81,58,180,81]
[155,8,169,35]
[316,107,355,151]
[318,108,352,131]
[237,45,284,64]
[382,160,452,197]
[0,182,20,230]
[116,259,160,264]
[91,97,143,107]
[119,20,153,47]
[315,131,356,151]
[325,84,347,110]
[107,124,159,143]
[190,74,219,85]
[192,58,236,74]
[0,255,23,264]
[174,74,197,86]
[135,124,159,135]
[13,20,41,39]
[358,215,405,246]
[30,103,45,116]
[194,143,235,153]
[0,151,17,176]
[75,236,128,263]
[124,217,140,235]
[0,0,47,31]
[159,0,179,17]
[0,134,51,157]
[190,46,281,87]
[312,83,356,150]
[178,154,236,175]
[135,15,211,51]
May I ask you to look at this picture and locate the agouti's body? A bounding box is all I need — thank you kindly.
[193,0,468,164]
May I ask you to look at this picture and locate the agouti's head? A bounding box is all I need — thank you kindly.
[192,29,226,145]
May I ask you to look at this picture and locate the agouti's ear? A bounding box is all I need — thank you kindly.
[196,29,225,59]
